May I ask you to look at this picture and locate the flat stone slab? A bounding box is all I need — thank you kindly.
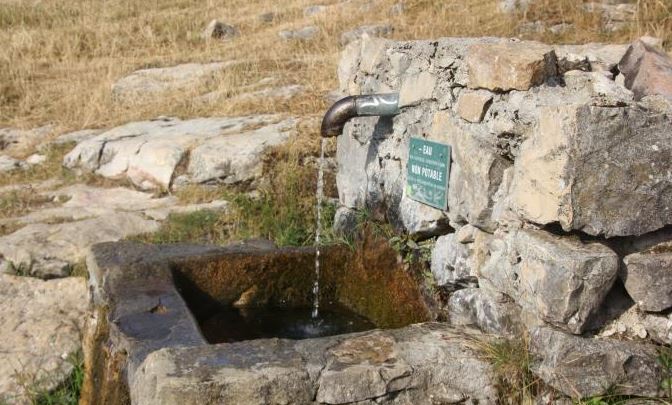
[111,61,239,104]
[0,185,228,278]
[132,324,498,405]
[63,116,296,190]
[0,275,88,405]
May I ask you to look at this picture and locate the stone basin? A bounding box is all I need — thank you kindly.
[81,240,498,405]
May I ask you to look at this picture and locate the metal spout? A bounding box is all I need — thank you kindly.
[320,93,400,137]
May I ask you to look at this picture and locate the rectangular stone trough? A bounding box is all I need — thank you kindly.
[81,240,498,405]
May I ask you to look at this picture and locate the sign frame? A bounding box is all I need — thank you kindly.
[405,137,451,210]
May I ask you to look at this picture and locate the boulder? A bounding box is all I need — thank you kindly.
[201,19,238,40]
[623,241,672,312]
[340,25,393,46]
[0,275,87,405]
[466,41,558,91]
[63,116,295,190]
[111,62,238,104]
[510,101,672,237]
[530,327,662,399]
[619,39,672,101]
[448,288,522,337]
[278,26,319,41]
[480,229,619,334]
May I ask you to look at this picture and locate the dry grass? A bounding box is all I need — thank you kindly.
[1,0,669,134]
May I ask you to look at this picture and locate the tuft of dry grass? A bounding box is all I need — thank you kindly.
[464,334,542,404]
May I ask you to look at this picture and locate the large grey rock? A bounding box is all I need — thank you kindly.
[480,229,619,334]
[430,112,511,231]
[340,25,393,46]
[111,62,238,104]
[0,275,87,405]
[201,19,238,40]
[448,288,521,337]
[64,116,295,190]
[530,327,662,399]
[619,39,672,101]
[0,212,159,278]
[510,101,672,237]
[278,26,319,40]
[130,324,499,405]
[623,241,672,312]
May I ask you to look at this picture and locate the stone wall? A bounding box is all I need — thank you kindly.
[334,35,672,399]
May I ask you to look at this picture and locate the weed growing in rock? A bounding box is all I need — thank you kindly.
[13,351,84,405]
[659,346,672,398]
[466,335,540,404]
[32,352,84,405]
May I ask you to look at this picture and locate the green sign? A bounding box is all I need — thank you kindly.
[406,137,451,210]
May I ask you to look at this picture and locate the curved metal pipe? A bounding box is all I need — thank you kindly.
[320,93,400,137]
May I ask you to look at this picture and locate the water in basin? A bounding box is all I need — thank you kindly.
[198,303,376,343]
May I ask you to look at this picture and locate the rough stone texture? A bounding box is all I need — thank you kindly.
[456,89,493,123]
[480,229,619,334]
[278,26,319,40]
[430,233,476,288]
[448,288,521,337]
[0,275,87,405]
[0,213,158,278]
[111,62,237,104]
[340,25,393,46]
[201,19,238,40]
[602,305,672,345]
[64,116,295,190]
[530,327,662,399]
[623,241,672,312]
[466,41,558,91]
[619,39,672,101]
[555,43,629,73]
[510,100,672,237]
[430,112,511,231]
[0,185,228,278]
[131,325,498,405]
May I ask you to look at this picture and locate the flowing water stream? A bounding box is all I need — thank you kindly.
[312,137,327,319]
